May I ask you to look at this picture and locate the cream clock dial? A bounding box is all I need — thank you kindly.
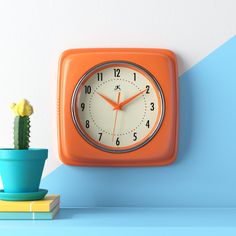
[72,61,164,153]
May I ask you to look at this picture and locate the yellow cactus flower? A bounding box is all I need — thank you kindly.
[10,99,33,117]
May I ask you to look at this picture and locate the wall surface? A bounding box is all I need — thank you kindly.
[42,37,236,207]
[0,0,235,206]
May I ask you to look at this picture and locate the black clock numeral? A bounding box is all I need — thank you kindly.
[98,132,102,141]
[146,85,150,94]
[133,132,137,141]
[146,120,150,128]
[85,120,90,128]
[116,137,120,146]
[81,103,85,111]
[133,73,136,81]
[97,73,103,81]
[114,69,120,77]
[85,85,91,94]
[150,102,155,111]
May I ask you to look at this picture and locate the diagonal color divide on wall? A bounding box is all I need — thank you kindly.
[42,36,236,207]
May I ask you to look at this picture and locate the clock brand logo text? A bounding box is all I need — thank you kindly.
[114,85,121,91]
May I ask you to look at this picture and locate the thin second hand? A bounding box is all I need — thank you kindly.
[112,92,121,142]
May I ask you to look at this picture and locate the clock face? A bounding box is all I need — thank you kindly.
[71,61,164,153]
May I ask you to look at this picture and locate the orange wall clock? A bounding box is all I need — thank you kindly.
[57,48,178,166]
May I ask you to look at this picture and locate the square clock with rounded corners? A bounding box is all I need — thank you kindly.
[57,48,178,166]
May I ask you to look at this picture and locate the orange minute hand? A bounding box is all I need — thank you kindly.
[97,92,119,109]
[114,89,146,110]
[112,92,121,141]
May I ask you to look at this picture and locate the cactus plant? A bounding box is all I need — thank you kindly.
[13,116,30,149]
[0,99,48,199]
[10,99,33,150]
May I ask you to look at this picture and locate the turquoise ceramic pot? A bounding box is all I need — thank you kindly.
[0,149,48,193]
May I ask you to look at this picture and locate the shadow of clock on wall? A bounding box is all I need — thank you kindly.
[42,36,236,208]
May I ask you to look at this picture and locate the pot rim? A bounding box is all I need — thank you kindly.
[0,148,48,151]
[0,148,48,161]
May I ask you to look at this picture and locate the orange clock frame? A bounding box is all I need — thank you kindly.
[57,48,178,166]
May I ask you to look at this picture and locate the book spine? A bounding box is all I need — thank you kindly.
[0,198,60,212]
[0,206,59,220]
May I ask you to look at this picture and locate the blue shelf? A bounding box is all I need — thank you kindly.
[1,207,236,235]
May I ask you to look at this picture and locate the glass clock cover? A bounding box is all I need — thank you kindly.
[71,61,164,153]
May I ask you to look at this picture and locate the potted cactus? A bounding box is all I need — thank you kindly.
[0,99,48,201]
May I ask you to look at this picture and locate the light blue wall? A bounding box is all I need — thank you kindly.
[42,36,236,207]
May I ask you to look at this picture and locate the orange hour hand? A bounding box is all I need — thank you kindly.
[114,89,146,110]
[96,92,118,109]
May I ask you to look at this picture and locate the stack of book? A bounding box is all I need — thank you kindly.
[0,195,60,220]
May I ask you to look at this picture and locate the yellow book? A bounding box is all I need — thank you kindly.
[0,195,60,212]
